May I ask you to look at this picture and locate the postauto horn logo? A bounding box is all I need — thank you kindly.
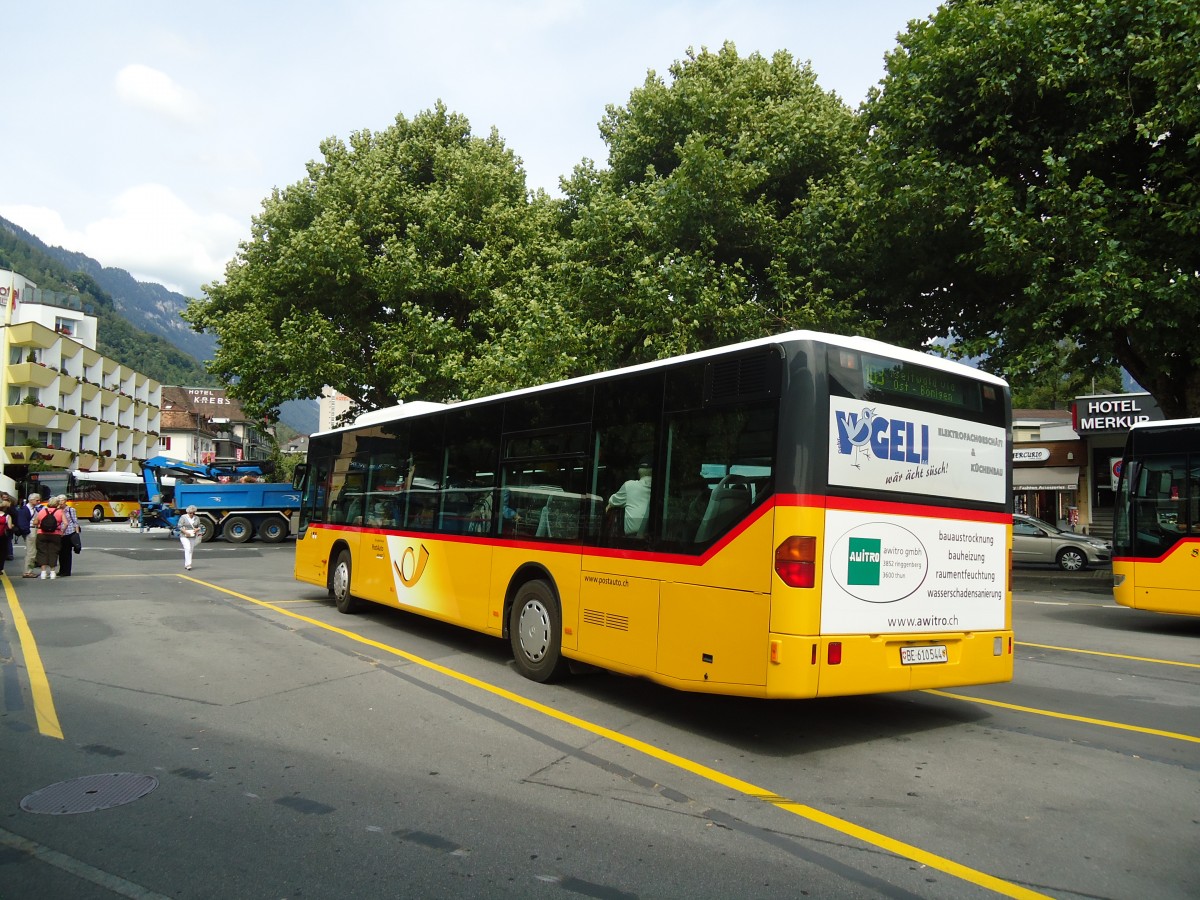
[835,408,930,466]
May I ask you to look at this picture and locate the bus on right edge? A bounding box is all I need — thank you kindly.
[1112,418,1200,615]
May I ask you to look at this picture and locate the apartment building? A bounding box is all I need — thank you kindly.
[0,269,162,496]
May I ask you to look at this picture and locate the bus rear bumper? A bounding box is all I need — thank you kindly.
[809,630,1014,698]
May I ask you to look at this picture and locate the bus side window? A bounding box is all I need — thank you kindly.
[694,474,754,543]
[591,372,661,547]
[502,459,588,541]
[442,407,500,536]
[1134,457,1188,555]
[660,403,777,552]
[1187,460,1200,534]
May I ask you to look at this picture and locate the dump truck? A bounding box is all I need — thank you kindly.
[137,456,300,543]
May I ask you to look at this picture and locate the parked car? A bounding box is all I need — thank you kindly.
[1012,513,1112,571]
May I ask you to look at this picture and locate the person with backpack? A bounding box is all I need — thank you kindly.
[54,496,81,577]
[34,498,63,579]
[16,494,41,578]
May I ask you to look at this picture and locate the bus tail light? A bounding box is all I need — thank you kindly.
[828,641,842,665]
[775,536,816,588]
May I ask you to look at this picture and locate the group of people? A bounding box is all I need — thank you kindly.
[0,492,82,579]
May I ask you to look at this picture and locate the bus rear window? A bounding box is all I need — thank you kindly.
[830,350,1004,424]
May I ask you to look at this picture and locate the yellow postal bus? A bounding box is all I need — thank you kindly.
[293,331,1013,698]
[1113,418,1200,615]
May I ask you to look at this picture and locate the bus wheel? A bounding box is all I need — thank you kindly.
[509,579,568,683]
[331,550,361,613]
[91,506,105,522]
[224,516,253,543]
[258,518,288,543]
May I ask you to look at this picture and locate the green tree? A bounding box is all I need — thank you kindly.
[184,102,561,419]
[840,0,1200,417]
[558,43,871,371]
[1009,343,1123,409]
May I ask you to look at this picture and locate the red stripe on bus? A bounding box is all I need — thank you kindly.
[316,493,1008,565]
[1112,536,1200,565]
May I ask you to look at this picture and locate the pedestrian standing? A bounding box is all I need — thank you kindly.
[0,498,13,576]
[17,494,41,578]
[34,500,63,579]
[56,497,81,577]
[178,505,201,571]
[0,492,14,565]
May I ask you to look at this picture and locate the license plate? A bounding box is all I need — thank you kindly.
[901,645,948,665]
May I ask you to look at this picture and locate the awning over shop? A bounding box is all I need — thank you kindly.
[1013,466,1080,491]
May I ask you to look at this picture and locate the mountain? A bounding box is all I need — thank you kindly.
[39,244,218,362]
[0,215,319,435]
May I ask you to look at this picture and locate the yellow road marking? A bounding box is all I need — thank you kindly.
[183,575,1047,899]
[926,690,1200,744]
[0,574,63,739]
[1017,640,1200,670]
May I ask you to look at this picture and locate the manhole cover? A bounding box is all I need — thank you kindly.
[21,773,159,815]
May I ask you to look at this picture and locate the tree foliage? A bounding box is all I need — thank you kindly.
[184,102,560,420]
[1009,343,1123,409]
[556,42,872,370]
[188,15,1198,420]
[840,0,1200,417]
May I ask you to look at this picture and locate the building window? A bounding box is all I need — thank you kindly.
[160,436,172,451]
[54,317,76,337]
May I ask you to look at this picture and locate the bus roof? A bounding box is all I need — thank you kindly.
[1129,417,1200,431]
[315,330,1008,438]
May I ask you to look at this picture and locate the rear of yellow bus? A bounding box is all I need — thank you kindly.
[763,347,1013,698]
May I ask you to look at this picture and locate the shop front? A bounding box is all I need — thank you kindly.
[1013,444,1084,530]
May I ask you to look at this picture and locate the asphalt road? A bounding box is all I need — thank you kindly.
[1,525,1197,899]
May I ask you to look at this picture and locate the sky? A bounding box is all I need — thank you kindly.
[2,1,941,300]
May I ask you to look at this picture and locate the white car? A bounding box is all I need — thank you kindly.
[1012,514,1112,571]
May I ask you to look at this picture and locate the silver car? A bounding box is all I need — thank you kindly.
[1012,514,1112,571]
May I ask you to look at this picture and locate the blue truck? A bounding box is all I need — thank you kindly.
[137,456,301,543]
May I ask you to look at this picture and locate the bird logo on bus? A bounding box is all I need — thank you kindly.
[835,408,930,468]
[840,408,877,468]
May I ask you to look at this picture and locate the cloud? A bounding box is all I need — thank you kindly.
[114,63,203,125]
[3,187,244,297]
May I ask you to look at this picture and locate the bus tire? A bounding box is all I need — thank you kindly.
[197,516,217,543]
[509,579,568,683]
[331,549,361,613]
[224,516,254,543]
[91,506,105,522]
[258,518,288,543]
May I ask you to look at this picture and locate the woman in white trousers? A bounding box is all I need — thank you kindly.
[178,505,201,570]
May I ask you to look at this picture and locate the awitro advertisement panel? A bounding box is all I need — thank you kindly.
[820,508,1007,634]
